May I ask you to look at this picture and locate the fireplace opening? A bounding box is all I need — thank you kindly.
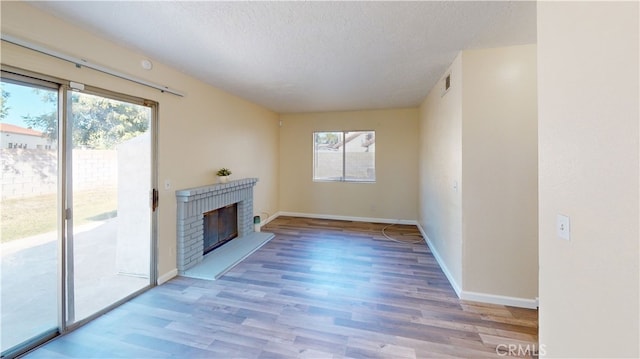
[203,203,238,255]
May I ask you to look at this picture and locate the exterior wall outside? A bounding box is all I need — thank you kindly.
[116,133,151,277]
[0,149,117,199]
[0,131,53,149]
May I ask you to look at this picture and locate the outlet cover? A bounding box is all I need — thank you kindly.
[557,214,570,240]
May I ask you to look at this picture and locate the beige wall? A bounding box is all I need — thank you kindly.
[1,2,280,280]
[538,2,639,357]
[279,109,419,222]
[418,54,463,290]
[462,45,538,300]
[419,45,538,306]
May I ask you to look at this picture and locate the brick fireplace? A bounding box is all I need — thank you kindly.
[175,178,257,273]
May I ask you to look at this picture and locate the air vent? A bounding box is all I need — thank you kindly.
[441,72,451,97]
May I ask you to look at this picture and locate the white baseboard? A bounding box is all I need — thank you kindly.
[416,223,538,309]
[157,268,177,285]
[460,291,539,309]
[261,212,280,225]
[278,211,417,225]
[416,223,463,297]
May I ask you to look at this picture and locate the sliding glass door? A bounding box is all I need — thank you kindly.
[0,77,60,353]
[0,70,157,356]
[67,90,153,324]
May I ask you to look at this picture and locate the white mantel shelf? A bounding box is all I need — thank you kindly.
[175,178,258,201]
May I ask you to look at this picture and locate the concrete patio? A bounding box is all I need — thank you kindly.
[1,217,149,352]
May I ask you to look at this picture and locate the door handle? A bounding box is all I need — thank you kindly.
[152,188,159,212]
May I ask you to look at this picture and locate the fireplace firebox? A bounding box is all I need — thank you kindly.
[203,203,238,254]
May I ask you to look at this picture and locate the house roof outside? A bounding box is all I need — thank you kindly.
[0,123,44,137]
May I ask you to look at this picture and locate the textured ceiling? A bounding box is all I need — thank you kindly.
[30,1,536,113]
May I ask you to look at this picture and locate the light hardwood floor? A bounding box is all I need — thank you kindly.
[24,216,538,358]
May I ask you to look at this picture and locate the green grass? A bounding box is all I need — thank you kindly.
[0,188,117,243]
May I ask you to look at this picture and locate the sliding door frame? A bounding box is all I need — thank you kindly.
[59,81,71,334]
[0,68,67,358]
[0,65,159,357]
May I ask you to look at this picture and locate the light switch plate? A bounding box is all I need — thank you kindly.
[557,214,570,240]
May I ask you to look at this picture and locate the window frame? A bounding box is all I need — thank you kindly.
[312,130,376,183]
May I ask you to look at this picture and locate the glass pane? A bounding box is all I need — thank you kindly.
[345,131,375,181]
[313,131,343,181]
[68,91,151,323]
[1,80,58,352]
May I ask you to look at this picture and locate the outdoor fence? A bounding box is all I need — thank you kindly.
[0,149,117,199]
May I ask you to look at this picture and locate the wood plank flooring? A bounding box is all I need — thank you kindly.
[24,216,538,358]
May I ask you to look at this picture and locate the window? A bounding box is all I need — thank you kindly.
[313,130,375,182]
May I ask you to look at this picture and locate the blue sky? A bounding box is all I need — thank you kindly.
[1,81,57,129]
